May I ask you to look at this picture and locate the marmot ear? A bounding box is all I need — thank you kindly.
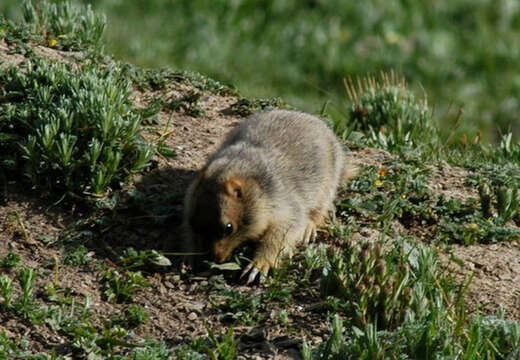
[225,177,244,199]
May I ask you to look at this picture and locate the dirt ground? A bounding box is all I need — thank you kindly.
[1,41,520,358]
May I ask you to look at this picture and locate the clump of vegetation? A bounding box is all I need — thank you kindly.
[0,58,153,197]
[434,197,520,245]
[62,245,92,266]
[346,73,429,132]
[0,330,38,359]
[478,182,520,225]
[21,0,106,51]
[228,97,286,117]
[43,299,170,358]
[0,267,44,321]
[0,0,154,199]
[303,310,520,360]
[305,243,520,359]
[111,304,149,328]
[166,90,206,117]
[174,326,238,360]
[0,252,21,269]
[211,290,263,325]
[338,72,437,154]
[321,241,412,330]
[493,133,520,165]
[103,269,150,303]
[117,247,171,270]
[209,270,293,326]
[0,276,14,309]
[341,162,434,224]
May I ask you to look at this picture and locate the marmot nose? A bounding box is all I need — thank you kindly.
[213,244,229,263]
[212,251,226,263]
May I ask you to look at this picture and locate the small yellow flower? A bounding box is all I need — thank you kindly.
[378,167,387,178]
[467,223,478,230]
[374,179,383,187]
[401,194,406,199]
[48,39,57,47]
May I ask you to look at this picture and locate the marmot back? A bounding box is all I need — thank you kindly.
[183,110,356,283]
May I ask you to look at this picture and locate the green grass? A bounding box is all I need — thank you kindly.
[3,0,520,141]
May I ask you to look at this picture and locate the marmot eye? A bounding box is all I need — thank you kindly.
[224,222,233,236]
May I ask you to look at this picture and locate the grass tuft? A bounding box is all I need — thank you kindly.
[21,0,106,52]
[320,241,412,330]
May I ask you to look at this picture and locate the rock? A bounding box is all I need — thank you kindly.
[241,327,267,342]
[239,327,275,354]
[163,281,175,289]
[184,301,205,313]
[273,336,301,349]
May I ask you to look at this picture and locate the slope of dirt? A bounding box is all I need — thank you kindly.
[1,40,519,358]
[441,241,520,318]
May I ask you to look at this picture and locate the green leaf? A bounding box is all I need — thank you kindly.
[208,261,242,271]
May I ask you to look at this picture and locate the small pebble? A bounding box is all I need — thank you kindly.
[312,336,323,344]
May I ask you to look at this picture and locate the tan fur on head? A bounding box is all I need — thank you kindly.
[185,172,271,263]
[225,177,244,199]
[212,176,271,262]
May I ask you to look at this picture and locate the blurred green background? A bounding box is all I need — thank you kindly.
[3,0,520,142]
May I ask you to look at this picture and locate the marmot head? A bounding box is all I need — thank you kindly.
[185,171,268,263]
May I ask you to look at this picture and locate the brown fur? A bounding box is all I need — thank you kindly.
[182,110,357,276]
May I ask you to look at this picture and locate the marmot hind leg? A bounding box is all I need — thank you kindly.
[302,221,317,245]
[303,204,331,244]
